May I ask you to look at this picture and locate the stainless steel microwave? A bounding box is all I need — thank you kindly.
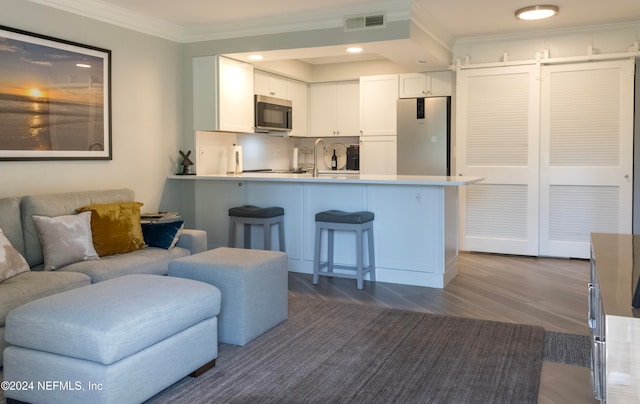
[255,95,292,132]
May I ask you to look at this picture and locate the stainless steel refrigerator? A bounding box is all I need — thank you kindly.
[397,97,450,175]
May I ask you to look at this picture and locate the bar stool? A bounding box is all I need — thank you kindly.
[313,210,375,290]
[228,205,285,252]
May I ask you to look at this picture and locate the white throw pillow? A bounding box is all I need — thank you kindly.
[0,227,30,282]
[33,211,100,270]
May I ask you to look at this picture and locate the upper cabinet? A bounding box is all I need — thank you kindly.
[254,71,288,98]
[287,79,308,137]
[255,70,308,136]
[398,71,453,98]
[308,81,360,137]
[193,56,254,132]
[360,75,398,136]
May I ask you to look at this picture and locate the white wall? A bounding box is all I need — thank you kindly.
[0,0,183,213]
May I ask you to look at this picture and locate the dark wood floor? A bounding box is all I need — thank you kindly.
[288,251,597,404]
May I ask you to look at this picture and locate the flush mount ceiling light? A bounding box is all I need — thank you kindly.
[346,47,363,53]
[515,5,559,20]
[248,54,264,61]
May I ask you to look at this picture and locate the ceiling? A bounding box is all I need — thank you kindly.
[32,0,640,70]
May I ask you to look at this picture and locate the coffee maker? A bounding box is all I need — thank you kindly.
[346,145,359,170]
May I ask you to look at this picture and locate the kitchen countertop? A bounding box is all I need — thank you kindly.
[168,172,484,186]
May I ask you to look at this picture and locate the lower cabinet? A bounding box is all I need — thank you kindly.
[195,180,245,249]
[190,178,460,288]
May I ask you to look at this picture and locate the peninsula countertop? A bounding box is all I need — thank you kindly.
[168,172,484,186]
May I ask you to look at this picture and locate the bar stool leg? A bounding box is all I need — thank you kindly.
[313,223,322,285]
[229,217,237,248]
[367,224,376,282]
[278,218,285,252]
[264,221,272,250]
[243,223,252,249]
[327,228,334,274]
[356,227,364,290]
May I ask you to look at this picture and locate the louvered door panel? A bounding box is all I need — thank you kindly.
[456,65,540,255]
[539,60,634,258]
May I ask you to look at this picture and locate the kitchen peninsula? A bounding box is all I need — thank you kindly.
[169,172,483,288]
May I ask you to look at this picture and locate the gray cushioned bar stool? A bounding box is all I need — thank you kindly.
[228,205,285,252]
[313,210,375,290]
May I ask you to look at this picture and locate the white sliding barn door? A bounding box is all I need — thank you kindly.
[539,60,634,258]
[456,66,540,255]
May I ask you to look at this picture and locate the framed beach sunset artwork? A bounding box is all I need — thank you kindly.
[0,25,111,160]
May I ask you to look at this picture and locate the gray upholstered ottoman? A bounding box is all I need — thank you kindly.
[3,274,221,404]
[169,247,288,346]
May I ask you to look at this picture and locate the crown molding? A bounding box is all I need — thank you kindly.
[410,1,453,51]
[29,0,413,43]
[28,0,184,41]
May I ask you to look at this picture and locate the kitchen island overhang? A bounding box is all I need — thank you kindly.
[169,173,483,289]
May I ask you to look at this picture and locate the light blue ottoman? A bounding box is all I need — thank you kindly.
[3,274,221,404]
[169,247,288,346]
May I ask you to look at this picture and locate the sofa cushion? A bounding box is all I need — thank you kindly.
[21,189,135,268]
[55,246,191,283]
[0,270,92,367]
[0,271,91,328]
[32,212,100,270]
[0,228,30,282]
[77,202,146,257]
[142,220,184,249]
[0,197,24,257]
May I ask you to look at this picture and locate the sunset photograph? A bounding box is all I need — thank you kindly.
[0,27,110,159]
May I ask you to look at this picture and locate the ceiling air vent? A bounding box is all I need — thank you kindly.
[344,13,386,31]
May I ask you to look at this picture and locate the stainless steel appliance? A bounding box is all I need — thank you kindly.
[346,144,359,170]
[255,95,292,132]
[397,97,450,175]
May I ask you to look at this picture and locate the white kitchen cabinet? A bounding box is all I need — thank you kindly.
[398,71,453,98]
[177,175,471,288]
[308,81,360,137]
[193,55,254,132]
[287,79,308,137]
[254,70,288,99]
[195,180,245,249]
[360,75,398,136]
[359,135,397,175]
[255,70,308,136]
[246,182,303,259]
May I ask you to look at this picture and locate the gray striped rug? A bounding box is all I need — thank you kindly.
[147,297,545,403]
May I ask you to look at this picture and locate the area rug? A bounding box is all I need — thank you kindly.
[543,331,591,368]
[147,297,545,403]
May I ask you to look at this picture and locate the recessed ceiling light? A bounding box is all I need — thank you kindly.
[515,5,559,20]
[347,47,363,53]
[248,55,264,61]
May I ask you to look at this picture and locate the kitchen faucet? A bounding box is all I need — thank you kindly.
[313,138,325,177]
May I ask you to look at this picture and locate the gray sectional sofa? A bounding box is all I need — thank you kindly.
[0,188,207,367]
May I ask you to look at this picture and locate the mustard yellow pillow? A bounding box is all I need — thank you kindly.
[77,202,145,257]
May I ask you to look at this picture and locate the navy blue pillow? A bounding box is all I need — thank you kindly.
[141,220,184,249]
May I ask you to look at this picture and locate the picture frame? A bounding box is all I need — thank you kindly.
[0,25,111,160]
